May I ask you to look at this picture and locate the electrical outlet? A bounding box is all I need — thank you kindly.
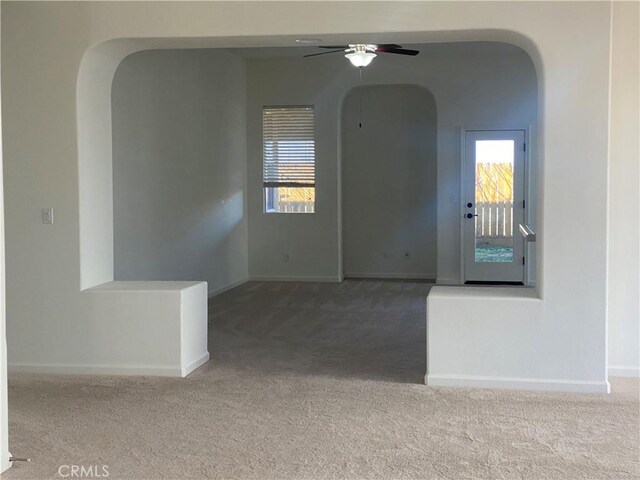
[42,208,54,224]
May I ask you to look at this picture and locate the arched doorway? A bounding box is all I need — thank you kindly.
[342,85,437,280]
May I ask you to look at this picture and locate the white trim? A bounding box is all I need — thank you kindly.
[435,277,461,285]
[208,278,249,298]
[605,0,614,389]
[426,374,611,393]
[459,127,466,284]
[9,353,210,378]
[181,352,209,377]
[10,362,184,377]
[524,123,536,287]
[249,275,340,283]
[1,452,11,474]
[344,272,435,281]
[608,366,640,378]
[460,126,531,285]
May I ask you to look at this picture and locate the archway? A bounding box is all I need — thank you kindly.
[341,84,438,280]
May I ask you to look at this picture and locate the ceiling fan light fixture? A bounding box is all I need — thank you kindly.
[345,51,376,67]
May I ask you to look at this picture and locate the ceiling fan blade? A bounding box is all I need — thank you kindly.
[375,44,402,48]
[303,49,345,58]
[318,46,349,49]
[376,47,419,56]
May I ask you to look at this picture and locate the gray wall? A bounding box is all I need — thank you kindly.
[245,42,537,283]
[109,43,537,288]
[342,85,437,278]
[608,0,640,376]
[112,49,248,295]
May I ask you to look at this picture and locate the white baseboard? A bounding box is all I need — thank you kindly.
[9,362,185,377]
[435,277,461,285]
[9,354,210,378]
[249,275,340,283]
[1,452,11,473]
[426,374,611,393]
[608,365,640,378]
[208,277,249,298]
[344,272,436,281]
[181,352,209,377]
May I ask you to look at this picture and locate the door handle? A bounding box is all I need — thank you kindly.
[466,213,477,219]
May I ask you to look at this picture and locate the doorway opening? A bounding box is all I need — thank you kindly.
[462,129,527,285]
[341,84,437,281]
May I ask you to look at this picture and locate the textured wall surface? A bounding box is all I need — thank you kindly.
[244,42,537,283]
[342,85,437,278]
[112,49,248,296]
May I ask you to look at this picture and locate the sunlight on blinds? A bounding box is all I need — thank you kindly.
[263,106,316,213]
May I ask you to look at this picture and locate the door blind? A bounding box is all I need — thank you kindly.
[263,106,315,188]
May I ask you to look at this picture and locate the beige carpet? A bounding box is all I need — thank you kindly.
[4,280,640,479]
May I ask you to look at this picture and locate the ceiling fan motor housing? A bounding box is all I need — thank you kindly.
[345,45,377,67]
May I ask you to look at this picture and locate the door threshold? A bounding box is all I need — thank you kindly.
[464,281,525,286]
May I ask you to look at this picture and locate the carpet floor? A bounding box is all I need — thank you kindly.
[4,280,640,480]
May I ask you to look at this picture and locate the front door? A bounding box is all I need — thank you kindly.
[463,130,526,284]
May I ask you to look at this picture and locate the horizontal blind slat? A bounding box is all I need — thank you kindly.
[263,106,316,187]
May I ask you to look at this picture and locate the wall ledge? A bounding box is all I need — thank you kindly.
[426,374,610,393]
[428,285,541,301]
[51,280,211,377]
[83,280,204,294]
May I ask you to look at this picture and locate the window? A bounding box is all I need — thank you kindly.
[263,106,316,213]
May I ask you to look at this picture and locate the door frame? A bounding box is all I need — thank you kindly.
[459,126,533,285]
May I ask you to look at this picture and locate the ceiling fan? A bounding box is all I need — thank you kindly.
[304,44,419,67]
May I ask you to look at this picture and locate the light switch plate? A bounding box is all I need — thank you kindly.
[42,208,54,224]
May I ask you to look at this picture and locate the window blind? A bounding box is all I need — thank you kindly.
[263,106,315,188]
